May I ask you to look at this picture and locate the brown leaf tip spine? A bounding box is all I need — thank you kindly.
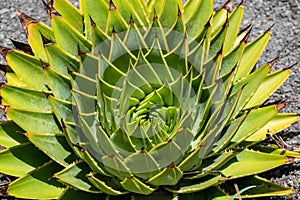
[239,0,246,7]
[222,0,232,12]
[286,61,299,72]
[177,6,182,16]
[15,8,38,35]
[89,16,96,27]
[267,57,279,68]
[275,102,289,111]
[153,9,158,21]
[40,59,49,70]
[266,24,275,34]
[129,15,135,25]
[241,27,252,43]
[109,0,117,10]
[0,46,11,59]
[77,45,86,55]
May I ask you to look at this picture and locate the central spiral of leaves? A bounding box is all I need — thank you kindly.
[72,28,216,177]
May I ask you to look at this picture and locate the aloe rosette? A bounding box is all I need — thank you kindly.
[0,0,299,199]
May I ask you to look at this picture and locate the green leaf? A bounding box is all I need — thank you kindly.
[229,106,277,144]
[53,0,83,33]
[245,68,291,109]
[165,175,222,193]
[81,0,109,39]
[51,16,92,55]
[48,96,74,124]
[28,133,76,167]
[155,0,178,29]
[0,143,50,177]
[235,30,271,81]
[7,108,61,134]
[184,0,213,39]
[8,161,64,199]
[1,85,51,112]
[54,161,101,193]
[106,3,128,35]
[124,151,160,180]
[0,121,27,148]
[221,149,286,178]
[147,165,183,186]
[231,64,270,116]
[121,176,156,195]
[44,67,72,101]
[223,175,293,198]
[45,44,80,76]
[28,22,55,61]
[87,174,128,195]
[223,5,244,54]
[58,188,106,200]
[6,50,48,91]
[246,113,299,142]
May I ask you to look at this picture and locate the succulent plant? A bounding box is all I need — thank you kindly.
[0,0,299,199]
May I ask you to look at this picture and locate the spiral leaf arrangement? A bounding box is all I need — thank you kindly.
[0,0,299,199]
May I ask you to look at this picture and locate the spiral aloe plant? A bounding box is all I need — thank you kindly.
[0,0,299,199]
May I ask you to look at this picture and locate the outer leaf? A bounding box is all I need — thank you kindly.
[221,149,286,178]
[121,176,156,195]
[223,175,293,198]
[87,174,129,195]
[8,161,64,199]
[0,121,27,148]
[223,5,244,54]
[27,133,76,167]
[184,0,213,39]
[45,44,80,76]
[1,85,51,112]
[7,108,61,134]
[0,143,49,177]
[246,113,299,142]
[54,161,101,193]
[51,16,92,55]
[53,0,83,33]
[27,22,55,61]
[165,176,222,193]
[229,106,277,144]
[146,165,183,186]
[6,50,48,91]
[245,68,291,109]
[235,30,271,81]
[58,188,106,200]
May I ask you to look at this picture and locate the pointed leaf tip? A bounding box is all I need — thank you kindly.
[109,0,117,10]
[266,24,275,34]
[267,57,279,68]
[77,45,87,55]
[275,102,290,111]
[222,0,232,12]
[240,23,252,33]
[89,16,96,27]
[177,5,182,16]
[15,8,38,35]
[129,15,135,25]
[286,61,299,71]
[0,46,11,58]
[153,9,158,21]
[40,59,49,70]
[239,0,246,7]
[241,26,252,43]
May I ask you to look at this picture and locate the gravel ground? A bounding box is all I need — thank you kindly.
[0,0,299,199]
